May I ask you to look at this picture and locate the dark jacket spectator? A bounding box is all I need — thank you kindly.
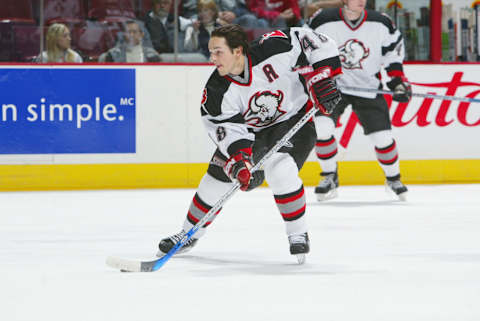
[145,0,192,53]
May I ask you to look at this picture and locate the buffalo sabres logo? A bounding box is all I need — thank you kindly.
[244,90,285,127]
[339,39,369,70]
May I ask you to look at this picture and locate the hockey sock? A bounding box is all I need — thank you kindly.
[182,173,232,239]
[375,140,401,178]
[263,153,308,235]
[315,135,338,173]
[185,192,220,229]
[367,130,400,177]
[274,185,308,236]
[314,116,338,173]
[368,130,401,178]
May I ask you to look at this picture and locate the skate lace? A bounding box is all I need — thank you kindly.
[169,231,193,245]
[318,174,335,188]
[289,234,306,244]
[388,180,404,190]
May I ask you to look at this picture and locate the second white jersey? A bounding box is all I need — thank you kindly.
[308,8,406,98]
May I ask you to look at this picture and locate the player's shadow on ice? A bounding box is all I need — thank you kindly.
[174,254,381,276]
[307,200,408,207]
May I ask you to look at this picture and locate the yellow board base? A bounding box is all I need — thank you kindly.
[0,160,479,191]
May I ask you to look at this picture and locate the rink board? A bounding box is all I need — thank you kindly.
[1,160,480,191]
[0,63,479,190]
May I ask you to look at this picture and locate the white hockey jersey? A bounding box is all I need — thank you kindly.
[308,8,406,98]
[201,27,341,158]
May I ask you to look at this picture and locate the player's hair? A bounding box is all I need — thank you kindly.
[45,23,76,63]
[211,24,249,55]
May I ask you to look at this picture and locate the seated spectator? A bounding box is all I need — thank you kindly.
[35,23,83,63]
[145,0,192,53]
[247,0,301,28]
[215,0,268,28]
[181,0,198,19]
[184,0,222,57]
[98,20,161,62]
[300,0,343,19]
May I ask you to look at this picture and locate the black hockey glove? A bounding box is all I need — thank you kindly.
[387,76,412,103]
[224,149,264,191]
[305,67,342,115]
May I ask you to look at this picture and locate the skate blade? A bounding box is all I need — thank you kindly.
[295,254,306,265]
[316,189,338,202]
[385,184,408,201]
[397,191,408,201]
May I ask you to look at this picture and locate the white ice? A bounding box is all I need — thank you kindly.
[1,184,479,321]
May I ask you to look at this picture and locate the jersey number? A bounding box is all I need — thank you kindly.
[301,36,318,52]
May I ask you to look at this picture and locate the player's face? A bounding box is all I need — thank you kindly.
[345,0,366,13]
[208,36,242,76]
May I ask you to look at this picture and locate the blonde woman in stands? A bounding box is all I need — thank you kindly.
[184,0,222,58]
[35,23,83,63]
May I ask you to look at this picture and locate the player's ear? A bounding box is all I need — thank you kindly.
[233,46,243,56]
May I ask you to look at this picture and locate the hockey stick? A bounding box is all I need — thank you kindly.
[106,106,318,272]
[339,85,480,104]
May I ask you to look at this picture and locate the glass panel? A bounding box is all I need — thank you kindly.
[442,3,477,61]
[17,0,480,63]
[376,0,430,61]
[0,0,41,62]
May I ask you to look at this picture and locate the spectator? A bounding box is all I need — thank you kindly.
[184,0,222,57]
[247,0,301,28]
[98,20,161,62]
[216,0,269,28]
[299,0,343,19]
[145,0,192,53]
[35,23,82,63]
[182,0,199,19]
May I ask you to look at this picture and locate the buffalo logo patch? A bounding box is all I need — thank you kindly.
[339,39,370,70]
[244,90,285,127]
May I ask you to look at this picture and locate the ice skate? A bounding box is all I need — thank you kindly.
[288,233,310,264]
[314,171,339,201]
[156,231,198,257]
[386,178,408,201]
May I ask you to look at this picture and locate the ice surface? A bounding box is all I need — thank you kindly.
[1,184,479,321]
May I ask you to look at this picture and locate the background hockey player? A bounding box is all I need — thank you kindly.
[307,0,411,201]
[158,24,342,263]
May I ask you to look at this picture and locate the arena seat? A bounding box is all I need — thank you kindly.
[0,0,35,24]
[42,0,86,25]
[87,0,136,22]
[74,21,116,61]
[136,0,153,18]
[0,23,15,61]
[12,25,42,62]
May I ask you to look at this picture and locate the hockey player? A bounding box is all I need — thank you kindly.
[158,24,342,263]
[307,0,411,201]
